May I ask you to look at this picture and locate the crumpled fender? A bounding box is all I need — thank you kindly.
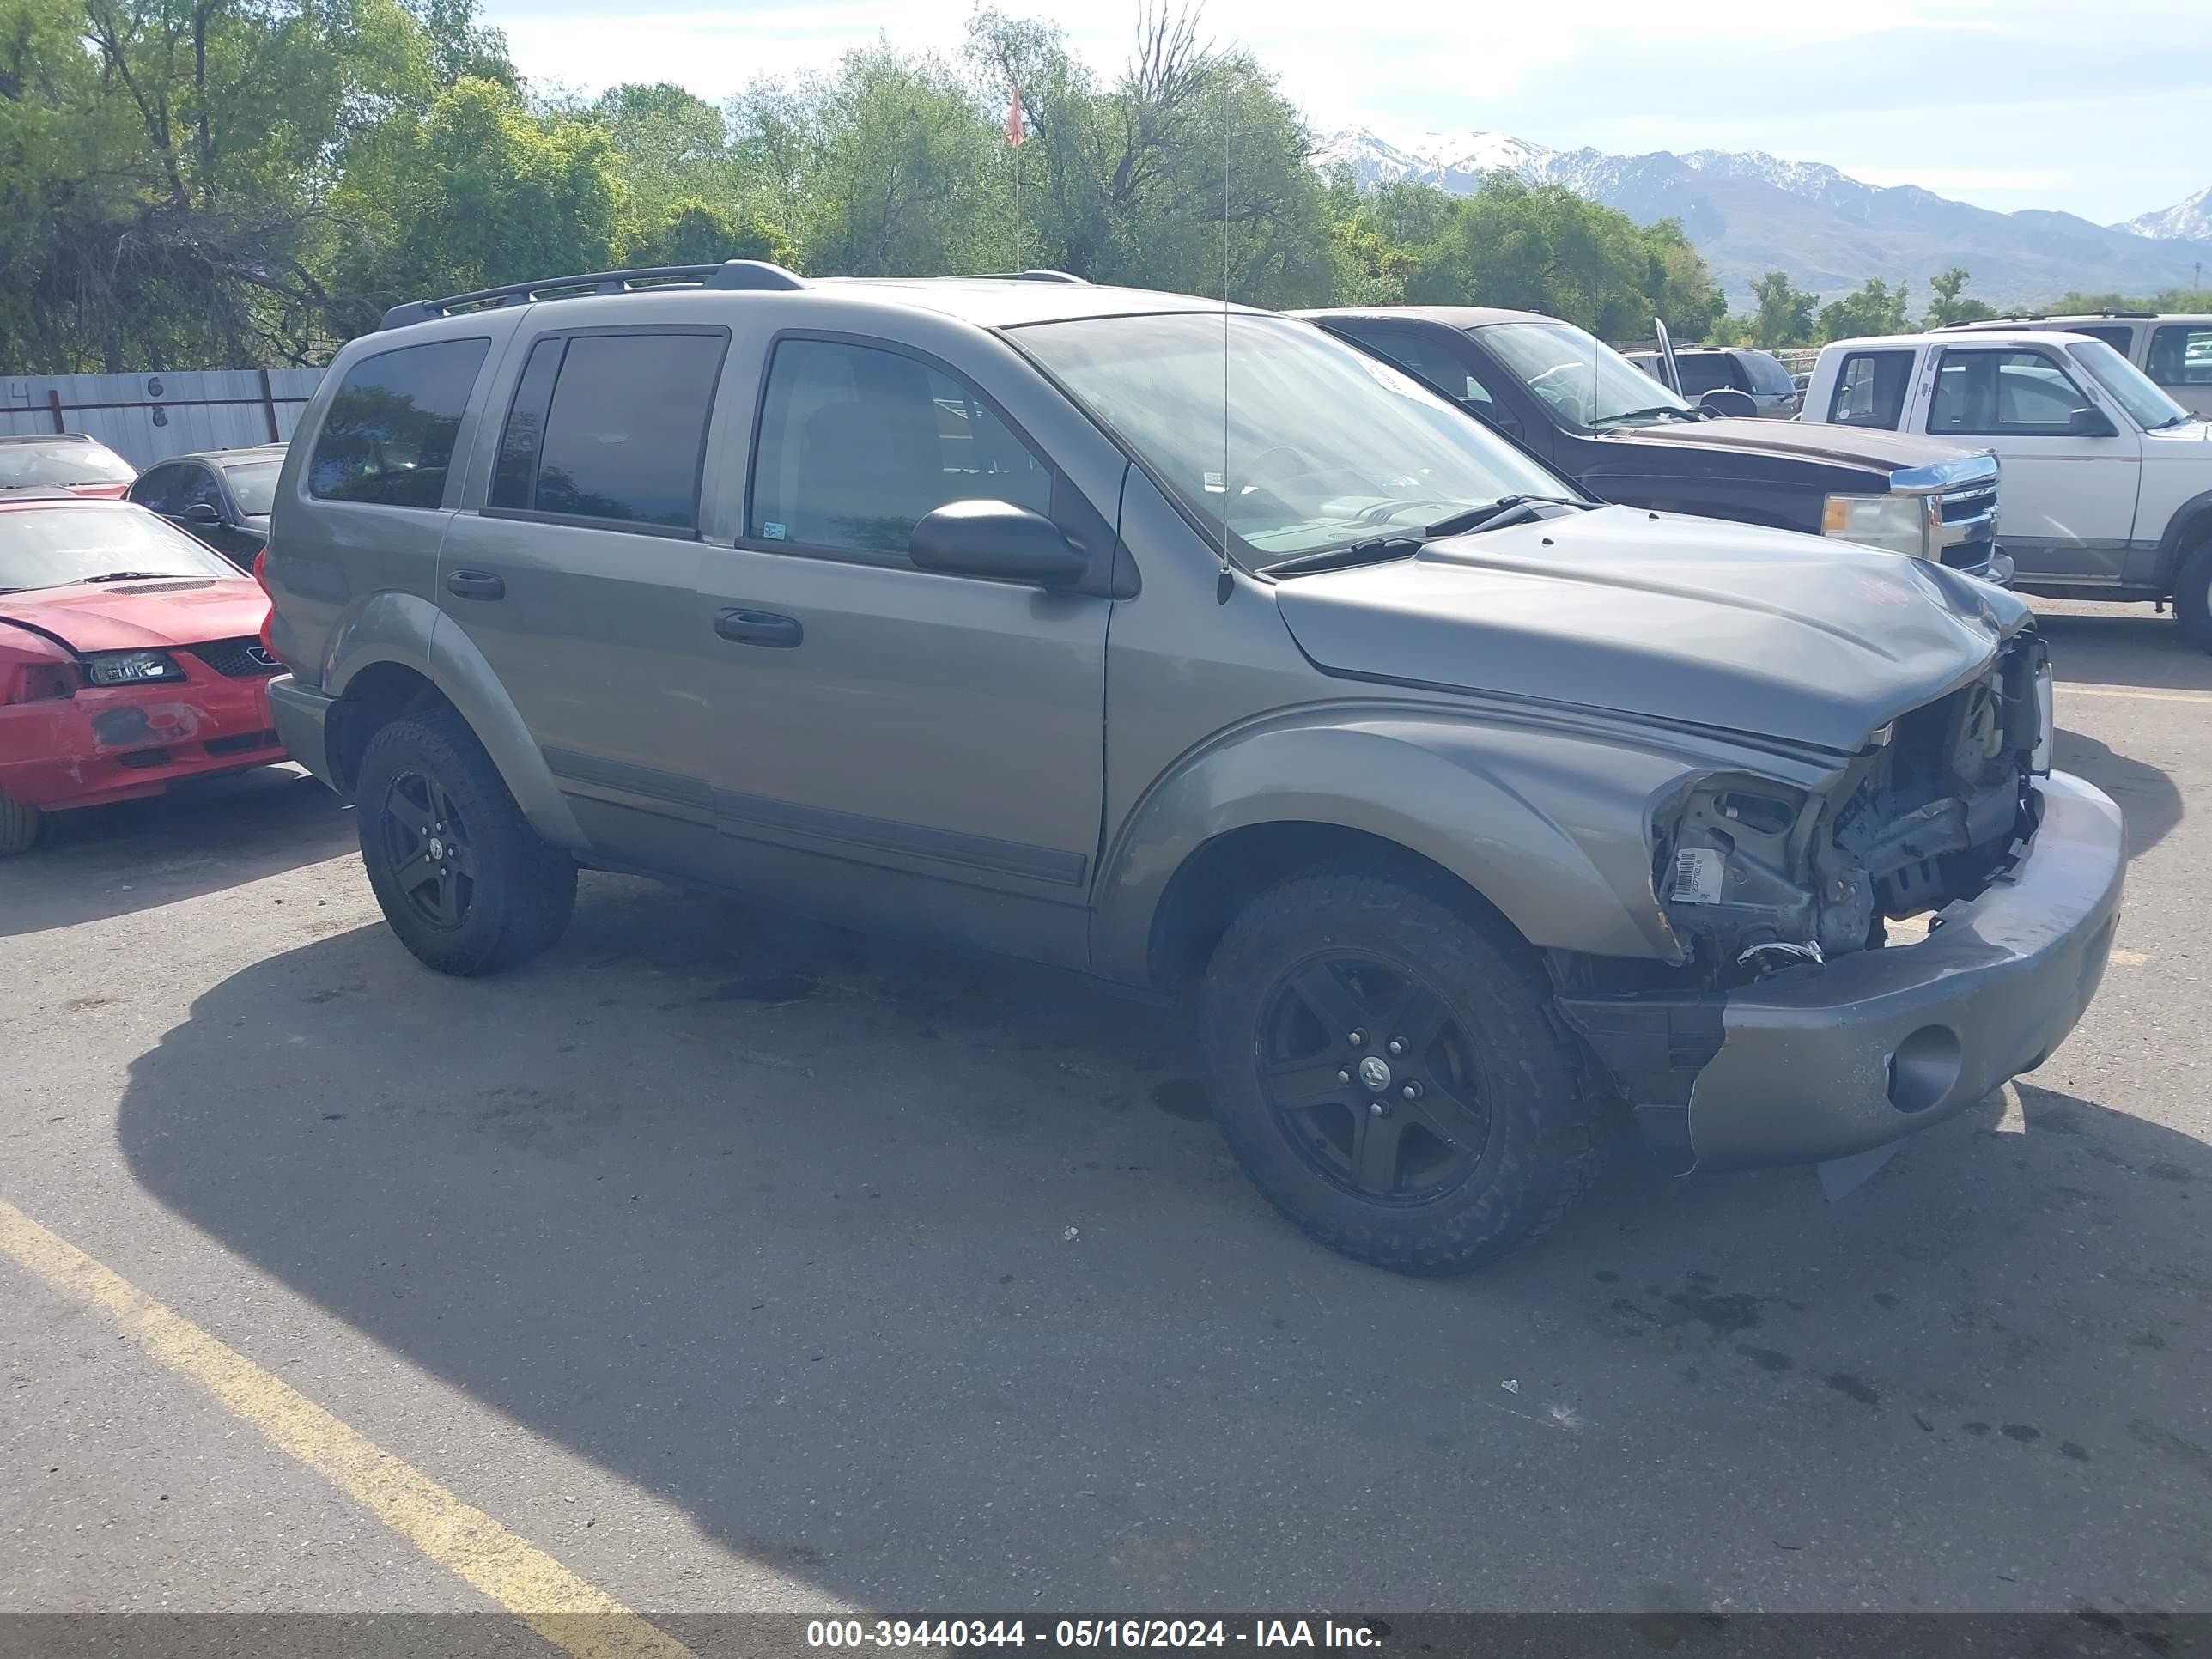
[1091,703,1838,986]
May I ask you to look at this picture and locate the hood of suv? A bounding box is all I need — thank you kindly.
[1611,416,1982,473]
[1272,506,2028,754]
[0,576,269,654]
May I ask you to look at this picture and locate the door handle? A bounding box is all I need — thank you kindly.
[446,570,505,600]
[715,608,803,647]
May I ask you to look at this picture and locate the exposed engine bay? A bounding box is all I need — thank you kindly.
[1656,630,2051,989]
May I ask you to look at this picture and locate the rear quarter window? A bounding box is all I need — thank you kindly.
[308,337,490,508]
[1826,350,1915,428]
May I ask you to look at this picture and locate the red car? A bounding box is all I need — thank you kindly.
[0,494,284,854]
[0,433,137,499]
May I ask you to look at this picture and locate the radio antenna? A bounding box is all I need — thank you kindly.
[1216,81,1234,604]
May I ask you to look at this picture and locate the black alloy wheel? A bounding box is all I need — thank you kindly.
[380,769,477,931]
[1255,952,1491,1205]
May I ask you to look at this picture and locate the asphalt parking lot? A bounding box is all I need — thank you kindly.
[3,599,2208,1628]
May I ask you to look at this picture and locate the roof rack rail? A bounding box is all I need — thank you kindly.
[963,269,1089,284]
[379,259,808,330]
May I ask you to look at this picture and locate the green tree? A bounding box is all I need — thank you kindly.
[331,76,621,326]
[1923,267,1994,328]
[1817,276,1911,343]
[1747,270,1816,346]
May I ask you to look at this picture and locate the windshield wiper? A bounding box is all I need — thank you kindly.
[1590,404,1698,428]
[77,571,171,583]
[1261,496,1592,576]
[1260,537,1425,577]
[1424,495,1588,538]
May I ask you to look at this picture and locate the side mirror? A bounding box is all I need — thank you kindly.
[182,501,222,525]
[1698,388,1759,419]
[909,500,1088,586]
[2069,405,2118,438]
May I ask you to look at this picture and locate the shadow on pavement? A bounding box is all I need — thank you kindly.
[113,876,2212,1609]
[2038,609,2212,696]
[2052,726,2184,860]
[0,766,355,939]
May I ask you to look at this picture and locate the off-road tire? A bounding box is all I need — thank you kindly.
[1200,862,1607,1275]
[2177,539,2212,652]
[356,710,576,975]
[0,787,40,857]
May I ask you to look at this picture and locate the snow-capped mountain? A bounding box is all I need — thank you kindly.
[2120,185,2212,243]
[1314,126,2212,309]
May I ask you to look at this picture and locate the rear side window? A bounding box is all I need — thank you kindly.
[490,331,726,532]
[748,338,1053,557]
[1674,355,1745,397]
[1336,325,1502,411]
[1826,350,1915,428]
[2148,324,2212,386]
[2070,325,2136,353]
[309,338,489,507]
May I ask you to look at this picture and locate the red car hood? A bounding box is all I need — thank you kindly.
[0,576,270,653]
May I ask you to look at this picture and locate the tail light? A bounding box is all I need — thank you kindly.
[252,547,283,666]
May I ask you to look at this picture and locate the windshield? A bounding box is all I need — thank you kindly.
[0,505,236,592]
[1478,321,1697,429]
[1012,313,1570,562]
[0,440,137,489]
[225,459,283,516]
[2066,339,2193,430]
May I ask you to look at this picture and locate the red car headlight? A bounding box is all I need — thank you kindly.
[83,649,186,685]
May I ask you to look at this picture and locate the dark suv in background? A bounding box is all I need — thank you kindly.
[261,262,2117,1274]
[1297,307,2005,579]
[1621,344,1802,417]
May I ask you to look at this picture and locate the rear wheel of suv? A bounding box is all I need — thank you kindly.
[356,710,576,975]
[1200,863,1607,1275]
[2177,540,2212,652]
[0,787,40,857]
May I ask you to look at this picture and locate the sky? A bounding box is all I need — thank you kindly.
[479,0,2212,227]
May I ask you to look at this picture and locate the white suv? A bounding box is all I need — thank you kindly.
[1937,313,2212,419]
[1803,329,2212,647]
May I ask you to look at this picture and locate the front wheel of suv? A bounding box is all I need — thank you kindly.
[355,710,576,975]
[1200,863,1607,1275]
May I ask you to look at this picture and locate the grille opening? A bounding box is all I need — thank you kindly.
[185,638,283,678]
[114,747,173,769]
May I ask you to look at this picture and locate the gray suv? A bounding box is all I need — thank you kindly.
[264,260,2124,1273]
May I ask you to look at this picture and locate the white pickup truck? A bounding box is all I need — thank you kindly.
[1803,329,2212,647]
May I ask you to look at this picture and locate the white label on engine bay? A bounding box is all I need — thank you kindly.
[1671,848,1725,904]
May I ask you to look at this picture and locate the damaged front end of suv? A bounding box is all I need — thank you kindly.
[1554,625,2113,1178]
[1654,630,2052,981]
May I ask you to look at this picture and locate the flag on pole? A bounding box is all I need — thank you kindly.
[1006,80,1026,148]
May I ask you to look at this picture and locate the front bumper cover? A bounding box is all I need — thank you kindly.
[1565,770,2124,1173]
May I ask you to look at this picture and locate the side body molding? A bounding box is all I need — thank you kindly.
[1089,705,1839,989]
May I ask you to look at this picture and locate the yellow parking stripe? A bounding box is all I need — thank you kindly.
[0,1200,693,1659]
[2058,684,2212,705]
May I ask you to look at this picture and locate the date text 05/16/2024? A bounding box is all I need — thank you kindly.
[805,1620,1386,1649]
